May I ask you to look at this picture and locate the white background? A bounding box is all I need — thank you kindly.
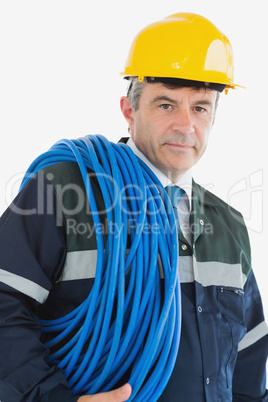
[0,0,267,343]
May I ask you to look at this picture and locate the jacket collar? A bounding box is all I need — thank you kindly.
[191,180,226,243]
[192,180,226,208]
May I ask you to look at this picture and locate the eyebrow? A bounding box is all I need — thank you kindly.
[192,99,214,107]
[151,95,177,105]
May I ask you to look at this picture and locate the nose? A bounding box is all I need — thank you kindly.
[172,108,194,135]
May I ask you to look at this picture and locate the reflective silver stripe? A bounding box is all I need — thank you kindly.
[61,250,195,284]
[159,255,193,282]
[193,257,247,289]
[60,249,98,281]
[238,321,268,352]
[61,252,248,289]
[179,256,194,283]
[0,268,49,303]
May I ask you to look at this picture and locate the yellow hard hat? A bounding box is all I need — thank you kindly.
[121,13,243,91]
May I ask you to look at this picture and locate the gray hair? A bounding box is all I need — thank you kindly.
[127,77,146,111]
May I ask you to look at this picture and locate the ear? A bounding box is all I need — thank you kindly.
[120,96,134,133]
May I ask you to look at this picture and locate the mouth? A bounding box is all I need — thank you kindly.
[164,142,193,151]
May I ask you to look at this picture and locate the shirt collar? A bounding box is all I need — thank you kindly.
[127,137,192,208]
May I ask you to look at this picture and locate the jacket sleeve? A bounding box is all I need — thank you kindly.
[0,172,78,401]
[232,268,268,401]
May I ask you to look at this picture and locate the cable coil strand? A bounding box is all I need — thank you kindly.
[20,135,182,401]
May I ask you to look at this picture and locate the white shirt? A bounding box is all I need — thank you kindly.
[127,138,192,244]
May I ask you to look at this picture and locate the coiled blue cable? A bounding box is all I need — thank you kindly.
[20,134,181,401]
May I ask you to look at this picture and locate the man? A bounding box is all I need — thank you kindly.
[0,12,267,402]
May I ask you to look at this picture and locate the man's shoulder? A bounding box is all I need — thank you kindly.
[193,181,244,221]
[41,161,82,185]
[40,161,95,189]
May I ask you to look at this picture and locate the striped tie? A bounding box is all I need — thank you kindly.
[165,186,184,232]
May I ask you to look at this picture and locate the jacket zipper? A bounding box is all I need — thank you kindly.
[220,287,244,296]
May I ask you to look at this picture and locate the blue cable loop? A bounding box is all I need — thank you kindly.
[20,134,181,401]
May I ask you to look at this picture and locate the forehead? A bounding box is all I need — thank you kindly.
[140,82,217,105]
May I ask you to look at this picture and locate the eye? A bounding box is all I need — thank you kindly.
[194,106,206,113]
[160,104,172,110]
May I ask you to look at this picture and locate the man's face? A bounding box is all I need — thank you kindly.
[121,83,217,182]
